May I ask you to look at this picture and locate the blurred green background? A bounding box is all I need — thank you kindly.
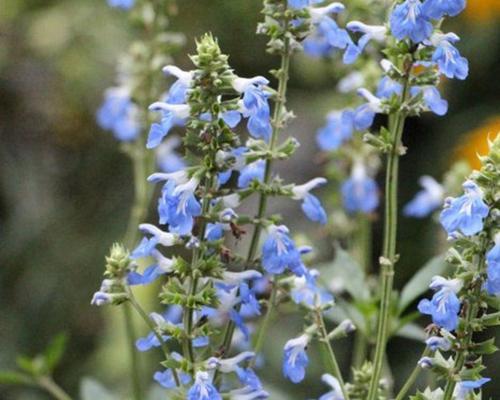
[1,0,499,398]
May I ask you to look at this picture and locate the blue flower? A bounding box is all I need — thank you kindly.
[187,371,221,400]
[205,223,225,241]
[341,163,379,214]
[390,0,433,43]
[158,177,201,235]
[292,177,328,224]
[147,102,190,149]
[291,270,334,308]
[440,180,489,237]
[107,0,134,9]
[344,22,387,64]
[238,160,266,188]
[319,374,344,400]
[376,76,403,99]
[156,136,186,173]
[353,88,383,131]
[205,352,260,389]
[154,368,191,389]
[97,87,140,141]
[282,334,310,383]
[422,0,466,20]
[162,65,192,104]
[316,110,354,151]
[417,276,462,331]
[234,78,272,141]
[486,235,500,296]
[304,4,352,58]
[430,33,469,80]
[262,225,306,276]
[410,86,448,116]
[425,336,451,351]
[404,175,444,217]
[131,224,178,259]
[454,378,491,400]
[136,332,168,352]
[287,0,310,8]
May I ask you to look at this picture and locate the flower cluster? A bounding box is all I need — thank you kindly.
[414,136,499,399]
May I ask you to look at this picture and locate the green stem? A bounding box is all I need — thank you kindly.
[183,174,217,373]
[442,236,489,400]
[395,347,431,400]
[217,23,292,361]
[128,291,181,386]
[350,214,371,370]
[123,302,142,400]
[250,278,278,367]
[317,311,350,400]
[37,377,73,400]
[366,76,411,400]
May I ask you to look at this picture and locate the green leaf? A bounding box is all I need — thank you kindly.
[44,333,67,372]
[0,370,34,386]
[394,322,427,342]
[472,338,498,355]
[398,255,449,314]
[80,377,118,400]
[317,243,370,301]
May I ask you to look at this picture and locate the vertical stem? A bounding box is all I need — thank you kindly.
[217,21,292,360]
[317,311,350,400]
[37,377,73,400]
[366,76,411,400]
[350,214,371,370]
[128,291,181,386]
[123,302,142,400]
[395,347,431,400]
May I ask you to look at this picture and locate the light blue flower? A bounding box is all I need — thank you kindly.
[97,87,140,141]
[292,177,328,224]
[288,0,310,8]
[147,102,190,149]
[319,374,344,400]
[304,4,352,58]
[187,371,221,400]
[156,136,186,173]
[486,234,500,296]
[158,177,201,235]
[376,76,403,99]
[430,33,469,80]
[238,160,266,188]
[410,86,448,116]
[425,336,451,351]
[353,88,383,131]
[316,110,354,151]
[404,175,444,217]
[422,0,466,20]
[290,270,334,308]
[262,225,306,276]
[107,0,134,10]
[228,387,269,399]
[282,334,310,383]
[131,224,178,259]
[390,0,433,43]
[341,163,379,214]
[162,65,192,104]
[418,276,462,331]
[154,368,191,389]
[344,22,387,64]
[235,79,272,142]
[454,378,491,400]
[127,249,174,285]
[136,332,169,352]
[440,180,489,237]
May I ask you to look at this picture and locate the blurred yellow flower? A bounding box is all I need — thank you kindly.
[455,117,500,169]
[465,0,500,22]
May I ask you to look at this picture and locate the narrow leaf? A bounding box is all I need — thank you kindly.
[44,333,68,372]
[0,371,34,386]
[398,255,449,314]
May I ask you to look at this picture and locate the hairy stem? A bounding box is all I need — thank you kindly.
[128,290,180,386]
[395,347,431,400]
[317,311,350,400]
[37,377,73,400]
[366,75,411,400]
[217,23,292,361]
